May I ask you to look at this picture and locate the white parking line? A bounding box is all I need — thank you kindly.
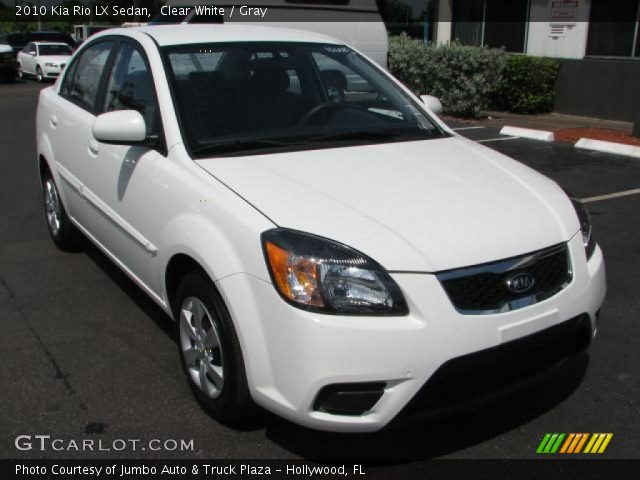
[477,136,519,143]
[453,126,486,131]
[581,188,640,203]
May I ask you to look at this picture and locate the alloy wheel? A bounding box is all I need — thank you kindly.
[179,296,225,399]
[44,178,62,237]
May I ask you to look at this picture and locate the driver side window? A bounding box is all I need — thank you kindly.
[103,43,158,135]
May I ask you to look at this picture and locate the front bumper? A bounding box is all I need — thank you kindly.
[216,233,606,432]
[42,65,63,78]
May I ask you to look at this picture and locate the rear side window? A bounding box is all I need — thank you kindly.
[103,43,158,134]
[60,41,113,112]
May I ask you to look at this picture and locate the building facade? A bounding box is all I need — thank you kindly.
[383,0,640,121]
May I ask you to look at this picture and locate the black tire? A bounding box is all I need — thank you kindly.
[42,169,82,251]
[16,64,23,80]
[174,271,254,424]
[36,66,44,83]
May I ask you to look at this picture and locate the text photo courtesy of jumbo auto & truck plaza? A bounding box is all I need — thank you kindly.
[0,1,639,479]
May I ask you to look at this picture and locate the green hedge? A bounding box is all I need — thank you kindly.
[492,55,560,114]
[388,34,560,117]
[389,34,507,117]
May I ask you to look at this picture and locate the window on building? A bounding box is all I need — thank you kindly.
[452,0,529,53]
[586,0,640,57]
[378,0,439,43]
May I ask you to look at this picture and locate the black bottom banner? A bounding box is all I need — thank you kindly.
[2,459,640,480]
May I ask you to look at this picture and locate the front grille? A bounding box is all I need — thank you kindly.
[396,314,591,422]
[437,243,572,314]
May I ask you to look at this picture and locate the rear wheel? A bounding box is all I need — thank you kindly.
[174,272,254,424]
[43,170,81,250]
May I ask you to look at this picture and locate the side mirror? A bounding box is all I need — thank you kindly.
[92,110,147,145]
[420,95,443,116]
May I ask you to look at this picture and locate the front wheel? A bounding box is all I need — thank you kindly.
[17,64,23,79]
[36,66,44,83]
[174,272,254,424]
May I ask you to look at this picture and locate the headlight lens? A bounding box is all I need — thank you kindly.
[262,229,408,315]
[45,62,58,67]
[570,197,596,259]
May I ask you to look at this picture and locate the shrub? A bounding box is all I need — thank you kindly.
[388,34,508,117]
[492,55,560,114]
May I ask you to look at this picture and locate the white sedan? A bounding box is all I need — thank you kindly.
[36,25,606,432]
[18,41,72,82]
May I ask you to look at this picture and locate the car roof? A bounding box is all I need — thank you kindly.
[32,42,71,45]
[112,24,342,47]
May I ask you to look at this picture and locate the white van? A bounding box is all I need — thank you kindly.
[150,0,389,68]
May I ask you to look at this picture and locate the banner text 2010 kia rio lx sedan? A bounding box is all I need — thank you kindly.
[36,25,606,432]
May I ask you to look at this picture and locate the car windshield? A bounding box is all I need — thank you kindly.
[38,44,72,56]
[163,42,448,157]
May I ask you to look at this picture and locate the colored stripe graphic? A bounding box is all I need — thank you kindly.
[536,433,566,453]
[585,433,614,454]
[574,433,589,453]
[598,434,613,453]
[550,433,565,453]
[559,433,575,454]
[584,434,598,453]
[538,433,613,454]
[537,433,552,453]
[567,433,587,453]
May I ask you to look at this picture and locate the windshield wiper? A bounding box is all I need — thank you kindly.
[192,138,309,157]
[307,129,413,144]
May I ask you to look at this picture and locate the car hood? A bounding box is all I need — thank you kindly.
[196,137,579,272]
[38,55,70,63]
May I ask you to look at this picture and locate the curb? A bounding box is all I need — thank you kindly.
[575,138,640,159]
[500,126,555,142]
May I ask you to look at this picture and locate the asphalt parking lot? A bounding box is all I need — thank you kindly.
[1,80,639,464]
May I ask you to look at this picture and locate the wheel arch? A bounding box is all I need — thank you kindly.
[165,252,210,315]
[38,154,50,185]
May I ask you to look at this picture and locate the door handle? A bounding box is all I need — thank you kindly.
[88,139,99,156]
[49,114,58,128]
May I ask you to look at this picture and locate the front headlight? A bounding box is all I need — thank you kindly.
[45,62,57,68]
[570,197,596,259]
[262,229,408,315]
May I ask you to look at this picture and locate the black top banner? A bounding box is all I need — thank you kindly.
[1,0,640,25]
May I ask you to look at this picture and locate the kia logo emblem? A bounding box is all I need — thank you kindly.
[506,272,535,294]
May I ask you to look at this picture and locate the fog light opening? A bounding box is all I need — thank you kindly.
[313,382,386,416]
